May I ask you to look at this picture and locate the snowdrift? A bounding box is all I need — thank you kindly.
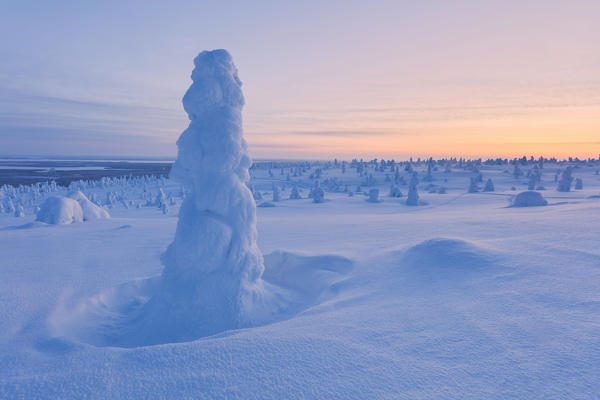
[49,251,353,347]
[398,238,504,283]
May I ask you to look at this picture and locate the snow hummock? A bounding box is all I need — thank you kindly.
[511,191,548,207]
[36,197,83,225]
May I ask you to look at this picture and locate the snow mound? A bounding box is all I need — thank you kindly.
[400,238,501,280]
[511,191,548,207]
[68,191,110,221]
[49,251,353,348]
[36,197,83,225]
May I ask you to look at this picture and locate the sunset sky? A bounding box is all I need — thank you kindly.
[1,1,599,159]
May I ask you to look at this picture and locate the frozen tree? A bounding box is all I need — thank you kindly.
[513,164,523,179]
[424,162,433,182]
[389,184,402,198]
[14,205,25,217]
[312,182,325,203]
[557,167,573,192]
[527,174,537,190]
[406,173,419,206]
[367,188,380,203]
[468,177,479,193]
[483,178,494,192]
[68,191,110,221]
[272,184,280,202]
[249,184,263,201]
[574,178,583,190]
[289,185,301,200]
[6,199,15,214]
[135,50,269,343]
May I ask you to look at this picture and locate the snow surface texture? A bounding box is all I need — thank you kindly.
[1,157,600,398]
[36,196,83,225]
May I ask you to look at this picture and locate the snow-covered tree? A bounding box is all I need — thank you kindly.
[137,50,269,343]
[557,167,573,192]
[289,185,301,200]
[406,173,419,206]
[367,188,380,203]
[468,177,479,193]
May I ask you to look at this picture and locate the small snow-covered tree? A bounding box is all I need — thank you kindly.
[289,185,301,200]
[14,205,25,217]
[574,178,583,190]
[389,184,402,197]
[483,178,494,192]
[367,188,380,203]
[557,167,573,192]
[312,182,325,203]
[513,164,523,179]
[468,177,479,193]
[272,184,280,202]
[406,173,419,206]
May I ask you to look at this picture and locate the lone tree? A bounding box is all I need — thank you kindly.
[136,50,270,344]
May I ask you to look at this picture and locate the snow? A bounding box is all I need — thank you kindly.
[36,196,84,224]
[1,157,600,398]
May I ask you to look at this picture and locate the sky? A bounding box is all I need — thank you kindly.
[1,0,599,160]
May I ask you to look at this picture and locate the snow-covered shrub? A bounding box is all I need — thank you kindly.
[389,185,402,198]
[68,191,110,221]
[511,191,548,207]
[367,188,380,203]
[36,196,84,225]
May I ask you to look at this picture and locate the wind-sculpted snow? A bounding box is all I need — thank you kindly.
[49,251,352,347]
[400,238,503,279]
